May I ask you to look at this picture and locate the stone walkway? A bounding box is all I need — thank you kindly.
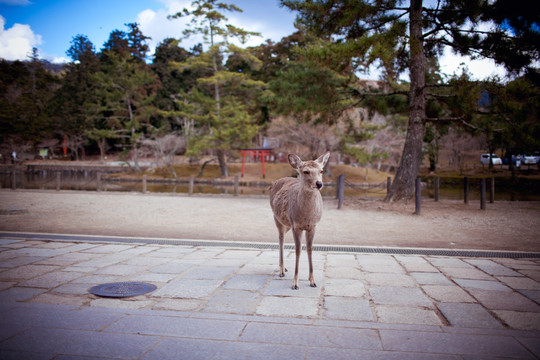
[0,235,539,359]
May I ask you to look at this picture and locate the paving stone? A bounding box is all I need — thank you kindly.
[465,259,523,277]
[375,305,443,326]
[365,273,415,287]
[0,287,46,301]
[105,315,246,340]
[453,278,510,291]
[325,266,364,279]
[130,272,178,283]
[468,289,540,312]
[519,289,540,303]
[223,274,270,291]
[237,264,277,275]
[19,271,84,288]
[379,329,534,358]
[52,283,92,295]
[307,347,461,360]
[150,261,194,274]
[35,252,98,266]
[0,281,15,291]
[369,286,433,307]
[264,279,322,297]
[0,265,60,280]
[428,258,472,268]
[216,250,260,259]
[497,276,540,290]
[181,266,238,280]
[357,255,404,273]
[256,296,320,317]
[203,289,258,314]
[119,246,161,255]
[437,303,503,328]
[324,296,373,321]
[241,322,381,350]
[29,293,87,307]
[82,244,134,253]
[326,254,357,267]
[94,264,148,276]
[0,256,44,268]
[90,298,154,309]
[395,256,439,273]
[0,327,158,359]
[153,279,223,298]
[153,299,203,311]
[142,337,306,360]
[494,310,540,331]
[421,285,475,303]
[324,278,366,297]
[70,274,123,284]
[519,269,540,281]
[411,272,452,285]
[123,256,171,267]
[438,266,493,280]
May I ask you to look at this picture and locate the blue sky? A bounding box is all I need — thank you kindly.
[0,0,507,80]
[0,0,297,62]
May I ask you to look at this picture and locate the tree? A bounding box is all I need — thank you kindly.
[168,0,263,177]
[281,0,539,202]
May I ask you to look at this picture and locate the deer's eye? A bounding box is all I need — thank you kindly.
[320,170,324,174]
[303,171,310,175]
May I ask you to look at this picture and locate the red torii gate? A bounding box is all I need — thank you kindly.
[240,148,273,178]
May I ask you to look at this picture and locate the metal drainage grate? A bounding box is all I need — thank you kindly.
[89,282,157,298]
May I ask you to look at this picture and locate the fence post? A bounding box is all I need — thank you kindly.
[11,168,16,190]
[480,178,486,210]
[434,176,439,202]
[490,176,495,203]
[96,172,102,192]
[464,176,469,204]
[56,171,61,191]
[415,177,421,215]
[387,176,392,195]
[337,174,345,209]
[234,175,239,196]
[189,175,194,195]
[142,175,147,193]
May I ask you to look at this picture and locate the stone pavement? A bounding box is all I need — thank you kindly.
[0,235,539,359]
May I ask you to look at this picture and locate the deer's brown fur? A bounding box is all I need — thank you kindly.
[269,152,330,289]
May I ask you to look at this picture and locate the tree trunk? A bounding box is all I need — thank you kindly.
[385,0,426,202]
[217,149,229,177]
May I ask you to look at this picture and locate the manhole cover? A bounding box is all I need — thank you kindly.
[89,282,157,298]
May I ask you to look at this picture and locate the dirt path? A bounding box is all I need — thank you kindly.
[0,190,539,252]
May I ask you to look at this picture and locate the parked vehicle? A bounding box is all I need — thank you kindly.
[480,153,502,165]
[518,154,538,165]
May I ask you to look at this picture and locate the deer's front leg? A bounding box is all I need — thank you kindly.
[292,227,302,290]
[306,228,316,287]
[279,230,287,277]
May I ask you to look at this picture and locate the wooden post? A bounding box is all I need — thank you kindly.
[490,176,495,203]
[480,178,486,210]
[56,171,61,191]
[387,176,392,195]
[189,175,194,195]
[234,175,239,196]
[96,172,102,192]
[337,174,345,209]
[434,176,439,202]
[415,177,421,215]
[464,176,469,204]
[142,175,147,193]
[11,168,16,190]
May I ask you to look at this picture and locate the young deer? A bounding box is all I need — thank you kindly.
[269,152,330,289]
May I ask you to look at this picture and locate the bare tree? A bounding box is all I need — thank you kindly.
[140,133,186,179]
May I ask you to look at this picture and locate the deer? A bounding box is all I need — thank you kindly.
[269,152,330,289]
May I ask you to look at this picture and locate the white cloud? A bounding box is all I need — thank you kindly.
[0,15,42,61]
[439,47,508,80]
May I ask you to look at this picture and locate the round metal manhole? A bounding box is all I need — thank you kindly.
[89,282,157,298]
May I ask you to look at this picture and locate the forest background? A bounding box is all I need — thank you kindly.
[1,0,539,202]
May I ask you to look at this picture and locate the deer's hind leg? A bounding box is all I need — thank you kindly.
[274,216,289,278]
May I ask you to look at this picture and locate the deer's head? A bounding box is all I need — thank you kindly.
[288,152,330,191]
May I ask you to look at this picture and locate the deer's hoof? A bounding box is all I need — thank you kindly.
[310,283,317,288]
[279,272,285,278]
[292,285,299,290]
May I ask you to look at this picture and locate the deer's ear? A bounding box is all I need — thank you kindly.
[316,152,330,168]
[288,154,302,169]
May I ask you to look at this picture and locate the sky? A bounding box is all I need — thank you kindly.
[0,0,508,80]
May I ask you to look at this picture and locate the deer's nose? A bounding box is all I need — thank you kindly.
[316,181,323,189]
